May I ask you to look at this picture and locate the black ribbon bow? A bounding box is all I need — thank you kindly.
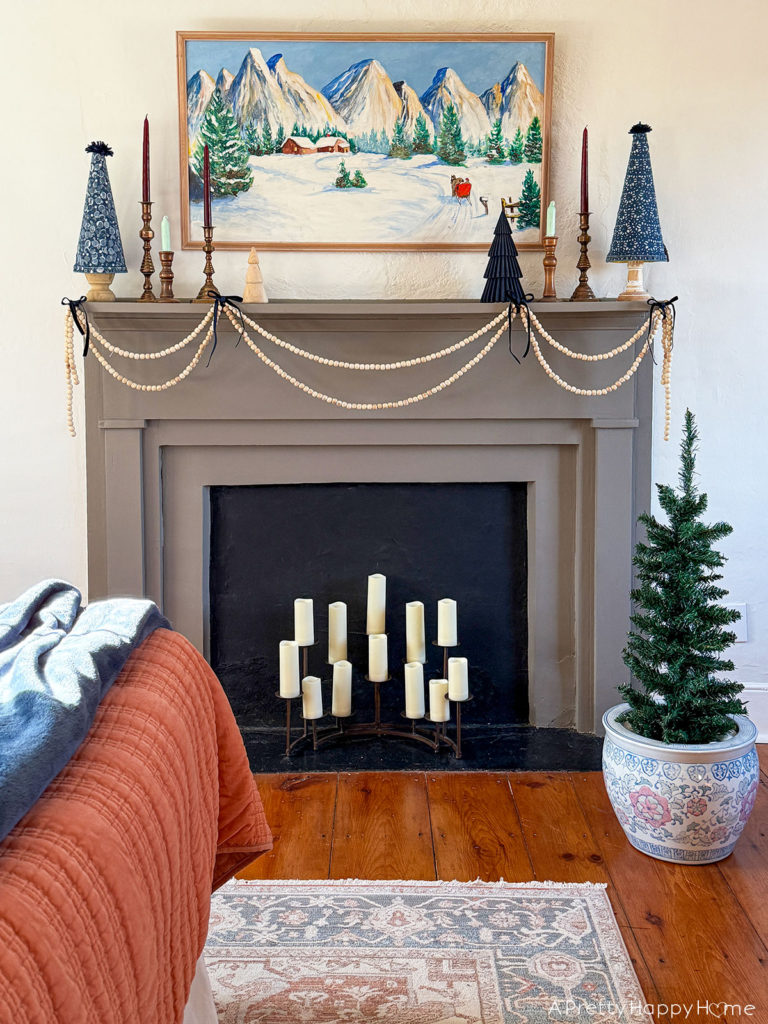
[646,295,678,363]
[506,295,535,364]
[61,296,90,356]
[207,293,244,367]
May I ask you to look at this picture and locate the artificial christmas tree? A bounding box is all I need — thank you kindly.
[618,410,745,744]
[73,141,126,301]
[480,205,527,305]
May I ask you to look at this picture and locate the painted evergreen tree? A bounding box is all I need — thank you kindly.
[261,119,274,155]
[334,160,352,188]
[274,124,286,152]
[412,113,433,154]
[517,169,541,229]
[486,118,506,164]
[618,411,745,744]
[480,207,527,304]
[352,169,368,188]
[242,122,261,156]
[524,116,543,163]
[389,120,412,159]
[509,127,525,164]
[193,90,253,197]
[436,104,466,165]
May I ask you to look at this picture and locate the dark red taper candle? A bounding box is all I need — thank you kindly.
[142,116,150,203]
[580,126,588,214]
[203,144,212,228]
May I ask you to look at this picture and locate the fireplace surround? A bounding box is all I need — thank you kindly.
[83,299,650,739]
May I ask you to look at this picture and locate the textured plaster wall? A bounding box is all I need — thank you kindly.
[2,0,768,687]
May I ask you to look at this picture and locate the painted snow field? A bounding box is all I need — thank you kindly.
[190,152,539,245]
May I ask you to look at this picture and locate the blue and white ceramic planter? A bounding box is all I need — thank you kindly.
[602,704,758,864]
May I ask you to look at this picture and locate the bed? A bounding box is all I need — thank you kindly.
[0,627,272,1024]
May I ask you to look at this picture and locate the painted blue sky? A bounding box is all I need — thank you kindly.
[186,39,547,97]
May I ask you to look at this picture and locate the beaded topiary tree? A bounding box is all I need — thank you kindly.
[618,410,746,744]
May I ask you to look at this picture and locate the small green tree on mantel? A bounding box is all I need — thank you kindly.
[618,410,746,744]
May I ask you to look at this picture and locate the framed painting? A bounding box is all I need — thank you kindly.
[177,31,554,251]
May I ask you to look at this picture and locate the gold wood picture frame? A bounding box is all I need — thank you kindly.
[177,31,554,251]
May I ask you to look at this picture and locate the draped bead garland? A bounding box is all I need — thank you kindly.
[63,301,674,439]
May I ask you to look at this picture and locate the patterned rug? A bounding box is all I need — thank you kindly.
[205,879,650,1023]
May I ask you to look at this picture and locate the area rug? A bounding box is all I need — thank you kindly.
[204,879,651,1023]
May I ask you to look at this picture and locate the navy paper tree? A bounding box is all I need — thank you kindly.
[481,207,527,304]
[74,141,126,301]
[607,123,668,300]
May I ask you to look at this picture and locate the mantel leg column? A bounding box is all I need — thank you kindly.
[102,421,147,596]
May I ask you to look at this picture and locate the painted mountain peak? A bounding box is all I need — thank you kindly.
[419,67,492,143]
[321,59,402,137]
[481,62,543,137]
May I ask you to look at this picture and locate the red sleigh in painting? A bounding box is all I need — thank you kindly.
[450,175,472,203]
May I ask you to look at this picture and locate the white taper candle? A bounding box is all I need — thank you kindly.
[368,633,388,682]
[404,661,425,719]
[429,679,450,722]
[279,639,300,698]
[301,675,323,719]
[294,598,314,646]
[328,601,347,663]
[331,660,352,717]
[405,600,426,663]
[448,656,469,701]
[437,598,457,646]
[366,573,386,634]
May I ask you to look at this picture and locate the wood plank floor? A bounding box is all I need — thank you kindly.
[239,747,768,1018]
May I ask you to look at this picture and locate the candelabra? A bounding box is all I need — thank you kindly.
[540,236,558,301]
[193,226,219,303]
[158,252,177,302]
[570,212,596,301]
[279,636,472,759]
[139,201,156,302]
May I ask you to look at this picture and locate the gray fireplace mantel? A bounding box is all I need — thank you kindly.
[84,299,651,734]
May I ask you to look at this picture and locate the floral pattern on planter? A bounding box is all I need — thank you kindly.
[602,738,759,864]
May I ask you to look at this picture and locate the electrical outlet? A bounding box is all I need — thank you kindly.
[724,603,748,643]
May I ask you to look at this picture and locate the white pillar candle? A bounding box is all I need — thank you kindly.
[294,598,314,646]
[331,660,352,717]
[404,661,425,719]
[437,598,458,646]
[368,633,388,682]
[301,675,323,720]
[279,639,300,698]
[448,656,469,701]
[405,600,426,663]
[429,679,450,723]
[366,573,386,634]
[328,601,347,663]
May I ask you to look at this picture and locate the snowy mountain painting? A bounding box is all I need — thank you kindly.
[177,33,553,250]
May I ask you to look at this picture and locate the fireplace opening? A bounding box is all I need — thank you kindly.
[208,482,531,763]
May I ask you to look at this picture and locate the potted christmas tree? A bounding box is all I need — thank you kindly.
[602,411,759,863]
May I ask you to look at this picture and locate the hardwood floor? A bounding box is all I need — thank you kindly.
[239,747,768,1018]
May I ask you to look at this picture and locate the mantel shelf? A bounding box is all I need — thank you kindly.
[86,298,650,318]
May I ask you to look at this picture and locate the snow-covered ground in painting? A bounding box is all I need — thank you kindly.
[190,152,540,245]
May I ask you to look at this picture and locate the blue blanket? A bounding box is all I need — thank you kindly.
[0,579,169,841]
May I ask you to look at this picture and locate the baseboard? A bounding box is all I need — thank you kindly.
[743,684,768,742]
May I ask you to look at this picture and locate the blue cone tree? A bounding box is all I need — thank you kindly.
[607,123,668,264]
[73,141,126,276]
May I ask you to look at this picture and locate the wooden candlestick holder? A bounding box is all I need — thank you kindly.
[570,211,596,301]
[158,251,177,302]
[193,225,219,303]
[139,201,156,302]
[540,236,558,301]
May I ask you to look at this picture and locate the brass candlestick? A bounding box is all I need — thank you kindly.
[570,211,596,301]
[139,201,156,302]
[194,225,219,303]
[540,236,558,300]
[158,251,177,302]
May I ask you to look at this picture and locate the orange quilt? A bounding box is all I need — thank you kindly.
[0,628,271,1024]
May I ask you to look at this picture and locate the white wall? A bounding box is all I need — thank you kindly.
[3,0,767,692]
